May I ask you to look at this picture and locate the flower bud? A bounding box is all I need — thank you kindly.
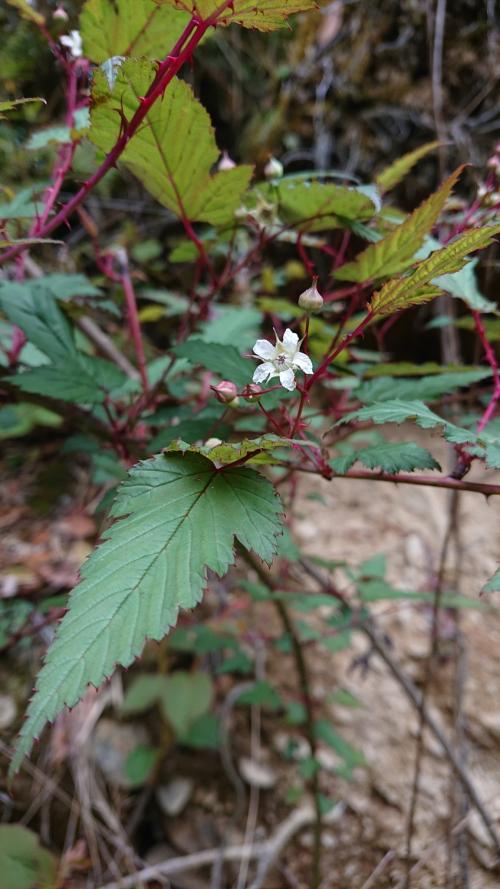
[213,380,239,404]
[298,279,324,313]
[242,383,262,402]
[218,151,236,171]
[205,438,222,449]
[53,5,69,20]
[264,156,284,179]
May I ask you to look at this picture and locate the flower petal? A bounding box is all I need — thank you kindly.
[293,351,313,374]
[253,339,276,360]
[282,328,299,354]
[279,367,296,391]
[253,362,275,384]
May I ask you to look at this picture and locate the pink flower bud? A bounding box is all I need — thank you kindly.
[218,151,236,171]
[53,5,69,20]
[214,380,239,403]
[298,279,324,313]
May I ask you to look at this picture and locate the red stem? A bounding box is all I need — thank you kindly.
[0,6,234,267]
[116,250,149,394]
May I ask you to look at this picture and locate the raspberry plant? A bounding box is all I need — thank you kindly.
[2,1,500,884]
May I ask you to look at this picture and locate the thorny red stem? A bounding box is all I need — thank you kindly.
[0,4,235,268]
[473,310,500,433]
[116,250,149,395]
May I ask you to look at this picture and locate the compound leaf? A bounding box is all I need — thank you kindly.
[335,167,463,283]
[375,141,441,193]
[11,453,283,773]
[371,224,500,315]
[90,62,253,225]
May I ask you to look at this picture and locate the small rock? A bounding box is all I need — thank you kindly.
[0,694,16,729]
[157,777,194,816]
[239,756,277,789]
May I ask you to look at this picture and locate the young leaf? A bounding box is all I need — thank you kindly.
[160,671,213,737]
[371,224,500,315]
[257,180,376,232]
[80,0,190,63]
[0,825,57,889]
[11,453,283,774]
[331,441,440,474]
[335,167,463,283]
[90,63,253,226]
[157,0,316,30]
[375,141,441,193]
[0,97,45,118]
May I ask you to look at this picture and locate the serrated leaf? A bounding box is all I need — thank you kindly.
[165,434,292,465]
[357,369,491,404]
[11,453,283,774]
[337,400,476,445]
[371,225,500,316]
[375,141,441,193]
[0,283,75,362]
[90,63,253,225]
[257,180,375,233]
[416,236,496,313]
[80,0,190,63]
[10,354,127,404]
[173,337,253,386]
[336,167,462,283]
[157,0,316,30]
[332,441,440,474]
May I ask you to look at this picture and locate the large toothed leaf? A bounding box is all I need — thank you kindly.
[157,0,316,30]
[90,62,253,225]
[335,167,463,283]
[375,141,441,194]
[80,0,190,63]
[11,453,283,774]
[357,368,492,403]
[371,225,500,316]
[336,400,476,445]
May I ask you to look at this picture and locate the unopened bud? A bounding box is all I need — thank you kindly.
[218,151,236,171]
[53,5,69,20]
[214,380,239,404]
[205,438,222,449]
[242,384,262,402]
[264,156,283,179]
[298,279,324,313]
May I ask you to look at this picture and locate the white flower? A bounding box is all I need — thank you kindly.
[60,30,83,59]
[252,328,313,392]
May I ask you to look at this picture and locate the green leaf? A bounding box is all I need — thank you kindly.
[80,0,190,63]
[336,167,463,283]
[157,0,316,30]
[314,719,366,768]
[371,225,500,316]
[121,674,170,715]
[357,369,491,403]
[160,671,213,737]
[257,180,376,232]
[165,434,294,465]
[337,400,475,445]
[181,711,220,749]
[123,744,160,786]
[90,63,253,225]
[0,283,74,362]
[375,141,441,193]
[10,354,127,404]
[6,0,45,26]
[11,453,283,774]
[482,569,500,594]
[0,97,45,118]
[238,680,282,710]
[173,337,252,386]
[416,236,496,313]
[0,825,57,889]
[332,440,440,475]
